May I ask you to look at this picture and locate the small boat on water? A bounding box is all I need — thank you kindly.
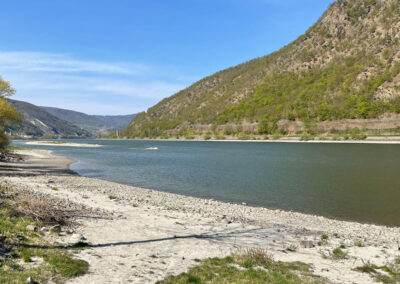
[145,147,158,150]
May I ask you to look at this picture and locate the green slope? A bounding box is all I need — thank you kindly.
[123,0,400,138]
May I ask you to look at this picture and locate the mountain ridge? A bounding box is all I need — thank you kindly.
[42,107,136,135]
[7,99,91,138]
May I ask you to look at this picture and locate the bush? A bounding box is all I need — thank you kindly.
[184,132,195,139]
[237,132,249,140]
[300,132,314,141]
[204,132,212,140]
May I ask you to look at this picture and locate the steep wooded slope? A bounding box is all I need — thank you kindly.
[124,0,400,138]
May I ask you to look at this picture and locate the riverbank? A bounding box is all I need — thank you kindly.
[99,135,400,144]
[1,149,400,283]
[25,141,103,147]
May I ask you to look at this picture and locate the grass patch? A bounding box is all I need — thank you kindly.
[355,259,400,284]
[21,248,33,262]
[156,248,326,284]
[355,263,378,274]
[317,235,329,246]
[45,254,89,277]
[0,184,89,283]
[108,195,117,200]
[319,246,348,261]
[331,247,348,260]
[354,240,364,247]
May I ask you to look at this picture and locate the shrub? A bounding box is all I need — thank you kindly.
[204,132,212,140]
[237,132,249,140]
[331,247,348,260]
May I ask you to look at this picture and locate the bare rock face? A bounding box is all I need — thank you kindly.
[374,73,400,101]
[374,86,399,101]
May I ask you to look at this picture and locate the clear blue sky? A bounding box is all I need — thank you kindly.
[0,0,333,115]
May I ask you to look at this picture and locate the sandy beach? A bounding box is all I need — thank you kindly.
[1,149,399,283]
[25,141,103,147]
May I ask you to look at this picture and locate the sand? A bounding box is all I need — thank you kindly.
[25,141,103,147]
[1,149,399,284]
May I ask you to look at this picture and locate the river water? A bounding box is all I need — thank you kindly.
[13,139,400,226]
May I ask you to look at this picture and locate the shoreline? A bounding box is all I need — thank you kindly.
[25,141,103,147]
[98,136,400,144]
[2,149,399,283]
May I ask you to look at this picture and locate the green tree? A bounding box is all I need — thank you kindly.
[0,77,22,152]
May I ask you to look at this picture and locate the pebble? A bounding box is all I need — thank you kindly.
[26,225,38,232]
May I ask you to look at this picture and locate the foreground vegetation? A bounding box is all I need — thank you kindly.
[0,183,88,283]
[157,248,326,284]
[355,259,400,284]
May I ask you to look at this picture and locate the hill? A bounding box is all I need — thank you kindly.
[7,100,91,138]
[42,107,113,135]
[42,107,136,135]
[91,114,136,131]
[123,0,400,139]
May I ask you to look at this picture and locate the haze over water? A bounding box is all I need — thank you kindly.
[15,139,400,227]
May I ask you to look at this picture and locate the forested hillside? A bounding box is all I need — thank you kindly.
[123,0,400,139]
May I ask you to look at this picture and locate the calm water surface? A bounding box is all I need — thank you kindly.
[13,139,400,227]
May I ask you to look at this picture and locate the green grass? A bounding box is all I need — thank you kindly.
[331,247,348,260]
[45,254,89,277]
[0,184,89,283]
[156,248,326,284]
[108,195,117,200]
[355,259,400,284]
[354,240,364,247]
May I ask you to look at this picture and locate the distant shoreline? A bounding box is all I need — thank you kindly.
[98,136,400,144]
[25,141,103,147]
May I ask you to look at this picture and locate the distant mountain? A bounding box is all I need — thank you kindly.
[42,107,136,134]
[42,107,113,135]
[123,0,400,138]
[7,100,91,138]
[91,114,136,130]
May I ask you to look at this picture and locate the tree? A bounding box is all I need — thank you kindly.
[0,77,22,152]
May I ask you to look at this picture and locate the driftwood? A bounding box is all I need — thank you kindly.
[18,196,106,226]
[0,151,24,162]
[0,187,108,227]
